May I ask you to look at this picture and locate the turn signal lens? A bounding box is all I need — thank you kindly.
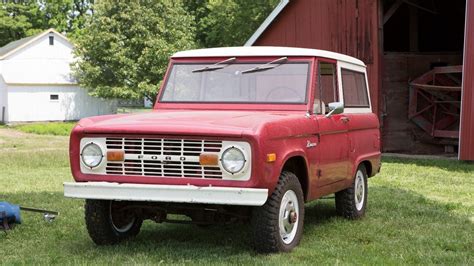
[266,153,277,162]
[107,150,125,161]
[199,153,219,166]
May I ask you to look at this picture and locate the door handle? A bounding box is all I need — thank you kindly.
[341,116,350,123]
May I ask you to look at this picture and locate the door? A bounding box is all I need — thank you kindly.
[313,60,350,187]
[339,65,374,178]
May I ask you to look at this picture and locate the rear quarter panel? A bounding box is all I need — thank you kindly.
[346,113,381,177]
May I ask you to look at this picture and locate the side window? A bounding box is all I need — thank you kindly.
[341,69,369,107]
[314,62,338,114]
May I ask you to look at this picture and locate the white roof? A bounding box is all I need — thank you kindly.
[172,46,365,66]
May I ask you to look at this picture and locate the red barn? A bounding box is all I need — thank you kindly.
[246,0,474,161]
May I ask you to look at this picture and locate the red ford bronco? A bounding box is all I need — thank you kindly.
[64,47,381,253]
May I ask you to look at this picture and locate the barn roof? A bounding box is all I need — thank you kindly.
[244,0,290,46]
[172,46,366,66]
[0,35,37,58]
[0,29,70,60]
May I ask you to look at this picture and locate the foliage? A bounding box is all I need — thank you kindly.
[0,127,473,264]
[184,0,279,47]
[1,0,277,102]
[12,122,76,136]
[0,1,93,47]
[72,1,196,102]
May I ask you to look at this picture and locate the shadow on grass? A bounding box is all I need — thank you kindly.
[2,185,472,264]
[382,157,474,173]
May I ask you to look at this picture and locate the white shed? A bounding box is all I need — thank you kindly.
[0,29,117,123]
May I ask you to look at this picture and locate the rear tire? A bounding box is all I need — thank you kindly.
[251,171,305,253]
[85,200,142,245]
[335,164,368,219]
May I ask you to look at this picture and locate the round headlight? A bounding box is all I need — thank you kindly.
[81,143,103,168]
[221,147,246,174]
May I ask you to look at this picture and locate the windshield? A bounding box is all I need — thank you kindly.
[160,62,310,104]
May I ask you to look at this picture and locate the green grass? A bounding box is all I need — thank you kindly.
[117,107,152,114]
[12,122,76,136]
[0,128,473,264]
[8,108,152,136]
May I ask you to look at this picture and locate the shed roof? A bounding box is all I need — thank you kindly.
[0,35,36,58]
[172,46,366,66]
[0,29,70,60]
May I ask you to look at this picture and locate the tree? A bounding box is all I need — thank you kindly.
[72,1,196,103]
[0,1,41,47]
[184,0,279,48]
[0,1,93,47]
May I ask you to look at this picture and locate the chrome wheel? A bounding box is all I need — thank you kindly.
[354,170,365,211]
[109,202,136,233]
[279,190,299,244]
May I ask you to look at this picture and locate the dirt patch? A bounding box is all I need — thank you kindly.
[0,128,30,138]
[0,128,69,152]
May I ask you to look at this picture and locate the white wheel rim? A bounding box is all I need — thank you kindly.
[110,202,135,233]
[354,170,365,211]
[279,190,299,244]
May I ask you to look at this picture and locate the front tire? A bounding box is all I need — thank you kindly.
[85,200,143,245]
[335,164,368,219]
[251,171,305,253]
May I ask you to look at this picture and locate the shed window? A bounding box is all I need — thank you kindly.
[341,69,369,108]
[49,36,54,45]
[50,94,59,101]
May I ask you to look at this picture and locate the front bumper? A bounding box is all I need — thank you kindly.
[64,182,268,206]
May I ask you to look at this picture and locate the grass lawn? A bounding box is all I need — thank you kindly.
[0,128,472,264]
[11,122,77,136]
[117,107,152,114]
[7,108,152,137]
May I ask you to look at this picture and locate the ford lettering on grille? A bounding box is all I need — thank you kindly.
[104,138,223,179]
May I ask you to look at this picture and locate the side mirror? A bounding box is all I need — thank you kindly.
[325,102,344,118]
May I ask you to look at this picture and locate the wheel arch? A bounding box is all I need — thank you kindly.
[281,154,309,201]
[352,153,381,178]
[359,160,372,177]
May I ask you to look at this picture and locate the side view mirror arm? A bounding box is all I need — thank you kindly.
[325,109,336,118]
[325,102,344,118]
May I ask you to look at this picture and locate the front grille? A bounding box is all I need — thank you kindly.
[105,137,223,179]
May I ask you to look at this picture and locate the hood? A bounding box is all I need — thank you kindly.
[77,110,306,137]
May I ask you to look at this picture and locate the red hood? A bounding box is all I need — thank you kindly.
[77,110,305,137]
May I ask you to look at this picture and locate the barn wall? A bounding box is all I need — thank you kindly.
[6,85,117,123]
[255,0,381,115]
[459,0,474,160]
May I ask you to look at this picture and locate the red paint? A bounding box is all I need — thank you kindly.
[460,0,474,160]
[69,54,381,200]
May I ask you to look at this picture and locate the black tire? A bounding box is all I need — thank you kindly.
[251,171,305,253]
[85,200,143,245]
[335,164,368,219]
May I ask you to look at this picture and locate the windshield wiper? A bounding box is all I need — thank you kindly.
[192,57,236,73]
[241,57,288,74]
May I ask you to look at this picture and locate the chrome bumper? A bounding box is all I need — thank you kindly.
[64,182,268,206]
